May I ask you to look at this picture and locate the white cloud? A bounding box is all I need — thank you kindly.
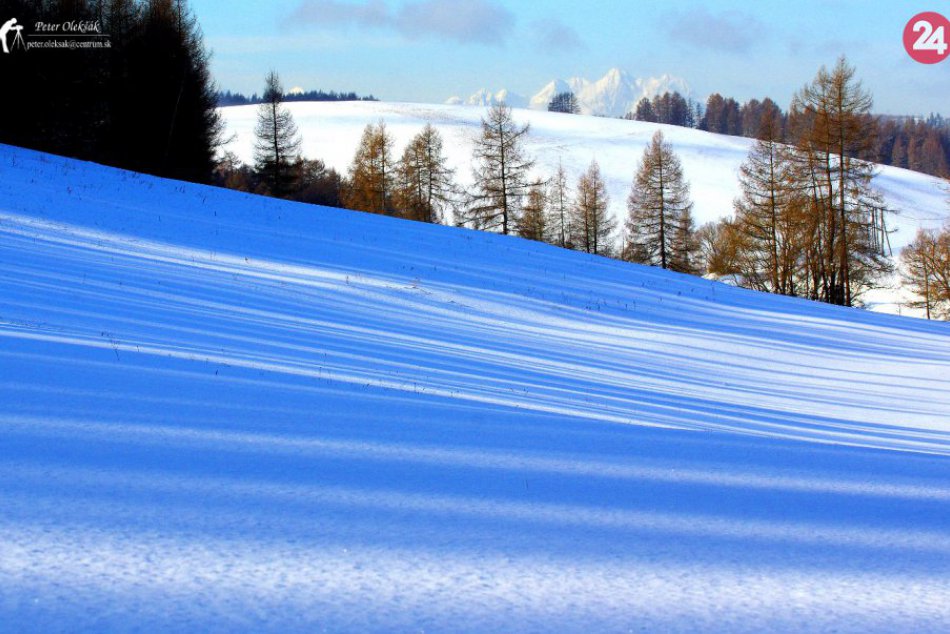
[288,0,515,45]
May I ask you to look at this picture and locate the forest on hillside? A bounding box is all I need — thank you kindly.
[0,0,220,184]
[620,91,950,179]
[220,60,950,317]
[216,89,377,107]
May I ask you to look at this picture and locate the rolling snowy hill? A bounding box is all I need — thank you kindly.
[220,101,947,249]
[1,144,949,632]
[219,100,949,314]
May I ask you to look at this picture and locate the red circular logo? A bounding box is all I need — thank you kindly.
[904,12,950,64]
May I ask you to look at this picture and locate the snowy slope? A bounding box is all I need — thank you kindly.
[219,101,948,251]
[1,144,950,632]
[220,101,948,316]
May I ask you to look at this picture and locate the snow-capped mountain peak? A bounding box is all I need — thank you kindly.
[599,67,629,88]
[451,68,690,117]
[529,79,573,111]
[578,67,641,117]
[636,74,691,103]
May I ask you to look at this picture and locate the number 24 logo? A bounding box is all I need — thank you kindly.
[912,19,947,54]
[904,12,950,64]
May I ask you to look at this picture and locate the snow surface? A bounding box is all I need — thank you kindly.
[1,144,950,632]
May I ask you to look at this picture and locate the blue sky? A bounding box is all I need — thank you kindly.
[192,0,948,115]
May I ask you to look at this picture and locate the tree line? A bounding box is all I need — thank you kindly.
[222,59,950,317]
[626,92,700,128]
[612,87,950,180]
[705,58,891,307]
[221,76,621,256]
[0,0,221,184]
[876,116,950,178]
[217,89,377,107]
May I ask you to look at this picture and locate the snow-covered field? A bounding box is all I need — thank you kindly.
[219,101,949,250]
[1,144,949,631]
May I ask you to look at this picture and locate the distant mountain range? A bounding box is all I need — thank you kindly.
[446,68,690,118]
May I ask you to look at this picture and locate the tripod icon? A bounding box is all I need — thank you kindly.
[1,18,25,54]
[10,26,25,51]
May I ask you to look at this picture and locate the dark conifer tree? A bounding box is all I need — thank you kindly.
[466,104,535,234]
[291,158,343,208]
[395,123,456,223]
[650,92,691,127]
[571,160,615,256]
[518,184,548,242]
[700,94,725,132]
[254,71,302,198]
[632,98,657,123]
[548,92,579,114]
[548,161,572,248]
[626,131,694,271]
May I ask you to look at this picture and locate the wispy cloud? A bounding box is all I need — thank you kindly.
[287,0,515,45]
[663,8,765,54]
[209,33,361,56]
[291,0,389,26]
[530,18,585,52]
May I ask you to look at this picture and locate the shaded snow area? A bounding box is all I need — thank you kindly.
[1,145,949,632]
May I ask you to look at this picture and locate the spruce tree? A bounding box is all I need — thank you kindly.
[254,71,302,198]
[518,184,548,242]
[733,107,803,294]
[672,206,701,274]
[700,94,725,132]
[626,131,694,271]
[343,121,397,215]
[651,92,691,127]
[571,160,615,256]
[548,161,572,248]
[548,92,579,114]
[291,158,343,208]
[395,124,455,223]
[891,137,907,169]
[789,56,891,305]
[152,0,223,183]
[466,104,535,234]
[632,98,657,123]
